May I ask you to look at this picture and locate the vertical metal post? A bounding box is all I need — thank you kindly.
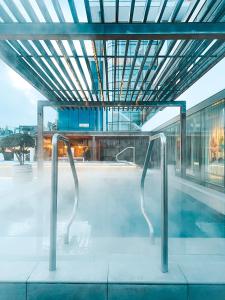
[37,101,44,174]
[49,135,58,271]
[92,136,97,160]
[180,103,186,178]
[161,134,168,273]
[133,147,136,164]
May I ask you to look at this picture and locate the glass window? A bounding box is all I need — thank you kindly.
[202,100,225,187]
[186,112,201,179]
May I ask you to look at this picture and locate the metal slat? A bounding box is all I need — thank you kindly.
[20,0,39,22]
[50,0,92,101]
[143,0,152,22]
[124,40,141,102]
[118,41,129,102]
[84,0,104,102]
[149,1,225,102]
[150,40,208,101]
[0,41,58,100]
[33,41,76,101]
[3,0,26,22]
[160,41,225,102]
[68,0,100,101]
[34,2,79,101]
[115,0,119,23]
[56,41,89,102]
[141,0,224,104]
[113,40,117,102]
[0,2,64,101]
[133,41,164,103]
[68,40,95,102]
[129,0,136,23]
[10,40,68,102]
[45,40,83,101]
[129,41,153,102]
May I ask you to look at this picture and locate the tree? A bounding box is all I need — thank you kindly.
[0,133,35,165]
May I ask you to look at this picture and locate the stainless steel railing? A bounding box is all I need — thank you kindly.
[49,133,79,271]
[140,133,168,273]
[115,146,135,164]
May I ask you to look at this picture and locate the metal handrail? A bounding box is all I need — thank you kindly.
[140,133,168,273]
[49,133,79,271]
[115,146,135,164]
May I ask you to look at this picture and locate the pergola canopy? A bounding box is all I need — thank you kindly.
[0,0,225,117]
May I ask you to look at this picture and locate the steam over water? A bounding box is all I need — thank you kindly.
[0,161,224,260]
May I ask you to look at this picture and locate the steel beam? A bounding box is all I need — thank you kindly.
[38,100,186,109]
[0,23,225,40]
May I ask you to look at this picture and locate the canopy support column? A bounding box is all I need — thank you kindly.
[37,101,44,173]
[180,103,186,178]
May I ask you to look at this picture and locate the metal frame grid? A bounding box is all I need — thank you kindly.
[0,0,224,121]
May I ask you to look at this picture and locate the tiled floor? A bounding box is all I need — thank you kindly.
[0,247,225,300]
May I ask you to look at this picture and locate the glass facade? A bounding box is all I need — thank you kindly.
[162,99,225,190]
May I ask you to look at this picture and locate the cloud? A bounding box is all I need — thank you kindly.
[6,67,42,106]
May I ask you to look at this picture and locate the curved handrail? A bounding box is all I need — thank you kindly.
[50,133,79,271]
[115,146,135,164]
[140,133,168,273]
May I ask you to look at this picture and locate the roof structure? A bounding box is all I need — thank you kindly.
[0,0,225,119]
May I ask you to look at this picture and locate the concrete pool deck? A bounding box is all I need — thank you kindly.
[0,237,225,300]
[0,235,225,297]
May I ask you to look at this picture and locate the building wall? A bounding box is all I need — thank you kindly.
[155,98,225,191]
[58,108,103,131]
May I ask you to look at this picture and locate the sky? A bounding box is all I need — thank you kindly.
[0,59,56,129]
[0,54,225,130]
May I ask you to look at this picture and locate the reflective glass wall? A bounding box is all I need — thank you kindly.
[159,99,225,190]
